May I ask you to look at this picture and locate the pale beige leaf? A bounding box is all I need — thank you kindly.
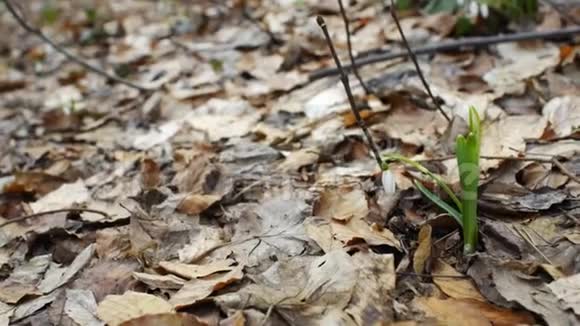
[159,259,236,279]
[432,260,485,302]
[413,225,432,274]
[39,244,95,293]
[315,187,369,222]
[170,265,244,308]
[96,291,174,326]
[132,272,185,290]
[64,289,104,326]
[548,273,580,315]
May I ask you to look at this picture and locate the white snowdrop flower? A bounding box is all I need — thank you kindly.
[382,169,397,194]
[468,1,479,17]
[480,3,489,18]
[457,0,464,5]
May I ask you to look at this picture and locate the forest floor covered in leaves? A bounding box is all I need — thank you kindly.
[0,0,579,325]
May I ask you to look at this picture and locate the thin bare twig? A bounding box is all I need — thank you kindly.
[316,16,384,170]
[337,0,370,94]
[389,0,451,123]
[2,0,154,92]
[0,208,110,229]
[551,157,580,184]
[396,271,469,279]
[310,26,580,80]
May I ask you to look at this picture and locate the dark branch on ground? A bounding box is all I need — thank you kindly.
[310,25,580,80]
[316,16,384,170]
[2,0,155,92]
[0,208,110,229]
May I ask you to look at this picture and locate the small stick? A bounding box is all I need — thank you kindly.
[0,208,110,229]
[309,26,580,80]
[317,16,384,170]
[2,0,154,92]
[395,271,469,279]
[337,0,371,94]
[389,0,451,123]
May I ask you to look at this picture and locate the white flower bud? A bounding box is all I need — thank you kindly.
[468,1,479,17]
[480,4,489,18]
[382,170,397,194]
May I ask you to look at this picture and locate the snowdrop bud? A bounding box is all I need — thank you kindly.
[382,170,397,194]
[468,1,479,17]
[480,4,489,18]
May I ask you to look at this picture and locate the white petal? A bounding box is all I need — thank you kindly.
[469,1,479,17]
[480,4,489,18]
[382,170,397,194]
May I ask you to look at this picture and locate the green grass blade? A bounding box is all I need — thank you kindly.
[456,106,481,254]
[414,180,463,227]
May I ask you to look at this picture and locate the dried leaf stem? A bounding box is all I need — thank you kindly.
[2,0,154,92]
[0,208,110,229]
[337,0,370,94]
[310,25,580,80]
[317,16,384,170]
[389,0,451,123]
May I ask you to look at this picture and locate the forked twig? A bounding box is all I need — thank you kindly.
[316,16,384,170]
[0,208,110,229]
[337,0,370,94]
[389,0,451,123]
[2,0,154,92]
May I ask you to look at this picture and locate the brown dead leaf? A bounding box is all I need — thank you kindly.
[413,225,432,274]
[342,109,374,128]
[159,259,236,279]
[278,148,319,172]
[132,272,185,290]
[315,187,369,222]
[3,172,66,196]
[177,194,220,215]
[169,265,244,309]
[96,291,174,326]
[431,259,485,302]
[140,158,161,189]
[119,313,206,326]
[415,297,535,326]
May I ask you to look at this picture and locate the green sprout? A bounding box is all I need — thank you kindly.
[382,107,481,254]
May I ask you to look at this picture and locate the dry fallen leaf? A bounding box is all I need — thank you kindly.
[119,313,206,326]
[431,259,485,302]
[159,259,236,279]
[169,264,244,308]
[96,291,174,326]
[315,187,369,222]
[413,225,432,274]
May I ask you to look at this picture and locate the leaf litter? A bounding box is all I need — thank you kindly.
[0,0,579,325]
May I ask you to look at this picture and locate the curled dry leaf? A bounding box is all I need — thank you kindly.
[96,291,174,326]
[159,259,236,279]
[169,264,244,309]
[431,259,485,302]
[119,313,206,326]
[415,297,535,326]
[413,225,432,274]
[315,187,369,222]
